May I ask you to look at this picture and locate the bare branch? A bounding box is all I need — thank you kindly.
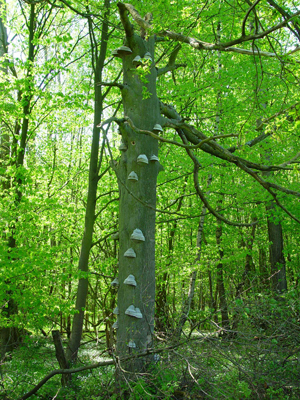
[178,131,255,227]
[97,81,124,89]
[241,0,263,37]
[157,63,186,76]
[125,116,238,149]
[121,3,151,32]
[117,2,135,46]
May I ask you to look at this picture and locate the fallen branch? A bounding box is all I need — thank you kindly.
[17,338,205,400]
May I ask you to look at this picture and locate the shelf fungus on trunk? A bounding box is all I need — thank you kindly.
[130,228,145,242]
[113,306,119,315]
[112,321,119,329]
[113,45,132,58]
[137,154,149,164]
[128,171,138,182]
[128,339,136,349]
[111,277,119,287]
[143,52,153,62]
[133,55,143,66]
[119,141,127,151]
[150,154,159,162]
[124,248,136,258]
[124,274,137,286]
[153,124,163,133]
[125,305,143,319]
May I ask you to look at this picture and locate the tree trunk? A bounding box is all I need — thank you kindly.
[174,183,209,339]
[0,6,35,357]
[156,181,187,333]
[66,0,110,363]
[52,330,71,387]
[216,220,230,331]
[267,203,287,292]
[114,9,163,371]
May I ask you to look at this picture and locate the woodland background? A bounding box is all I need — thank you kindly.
[0,0,300,399]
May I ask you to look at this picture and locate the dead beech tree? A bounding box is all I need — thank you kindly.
[106,4,164,371]
[103,2,300,372]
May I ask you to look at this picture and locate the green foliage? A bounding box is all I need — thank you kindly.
[1,0,300,397]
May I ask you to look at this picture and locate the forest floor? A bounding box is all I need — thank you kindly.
[1,320,300,400]
[1,295,300,399]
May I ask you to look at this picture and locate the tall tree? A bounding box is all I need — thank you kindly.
[66,0,112,363]
[107,1,300,370]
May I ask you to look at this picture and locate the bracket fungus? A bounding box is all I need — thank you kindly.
[125,305,136,316]
[130,228,145,242]
[125,305,143,319]
[112,321,119,329]
[128,171,138,182]
[119,142,127,151]
[132,55,142,66]
[124,248,136,258]
[124,274,137,286]
[143,52,153,62]
[111,277,119,287]
[137,154,149,164]
[128,339,136,348]
[113,306,119,315]
[153,124,163,133]
[113,45,132,57]
[150,155,159,162]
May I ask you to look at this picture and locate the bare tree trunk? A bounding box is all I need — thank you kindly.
[115,37,161,374]
[52,330,71,387]
[156,181,187,333]
[174,271,197,339]
[216,216,230,331]
[174,178,210,339]
[267,203,287,292]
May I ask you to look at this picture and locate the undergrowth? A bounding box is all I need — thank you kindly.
[1,291,300,399]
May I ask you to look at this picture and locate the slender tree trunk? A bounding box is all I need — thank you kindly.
[67,0,110,363]
[267,203,287,292]
[0,5,36,356]
[215,215,230,331]
[257,91,287,293]
[156,181,187,333]
[174,178,210,339]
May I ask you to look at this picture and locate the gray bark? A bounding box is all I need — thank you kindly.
[115,31,162,371]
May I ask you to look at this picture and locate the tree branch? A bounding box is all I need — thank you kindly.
[117,2,135,47]
[121,3,151,32]
[157,63,186,76]
[241,0,262,37]
[97,81,124,89]
[178,131,255,227]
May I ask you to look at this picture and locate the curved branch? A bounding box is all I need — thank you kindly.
[121,3,151,32]
[125,116,238,149]
[178,132,255,227]
[236,160,300,223]
[17,359,115,400]
[241,0,262,37]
